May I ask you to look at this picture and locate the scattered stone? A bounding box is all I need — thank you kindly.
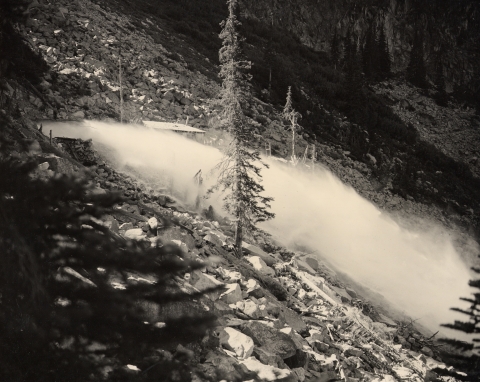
[190,271,224,301]
[243,242,278,266]
[240,321,297,359]
[147,216,158,230]
[239,357,294,382]
[124,228,146,240]
[205,232,224,247]
[71,110,85,119]
[219,327,254,359]
[220,283,243,305]
[245,256,275,276]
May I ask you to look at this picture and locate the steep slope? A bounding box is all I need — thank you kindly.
[12,0,480,262]
[3,0,480,378]
[24,119,475,380]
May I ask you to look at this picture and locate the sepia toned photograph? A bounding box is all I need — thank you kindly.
[1,0,479,380]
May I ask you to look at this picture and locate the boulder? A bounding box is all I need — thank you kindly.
[217,267,243,282]
[238,357,295,382]
[278,306,308,335]
[297,288,307,300]
[45,154,78,175]
[292,368,306,382]
[102,215,120,233]
[219,327,254,359]
[124,228,146,240]
[280,327,310,369]
[204,232,224,247]
[241,321,297,359]
[244,278,259,292]
[313,371,340,382]
[237,299,260,318]
[25,139,42,155]
[119,222,134,230]
[179,97,192,106]
[147,216,158,230]
[219,283,243,305]
[213,300,234,316]
[190,271,224,301]
[253,347,283,367]
[243,242,278,266]
[169,239,189,253]
[245,256,275,276]
[156,227,195,249]
[71,110,85,119]
[199,352,250,381]
[162,91,175,102]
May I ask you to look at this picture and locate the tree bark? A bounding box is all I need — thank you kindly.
[235,219,243,257]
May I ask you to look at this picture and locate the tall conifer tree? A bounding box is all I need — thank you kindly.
[441,254,480,379]
[0,117,216,380]
[282,86,301,164]
[214,0,274,257]
[442,256,480,349]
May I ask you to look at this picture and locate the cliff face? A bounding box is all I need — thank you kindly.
[242,0,480,91]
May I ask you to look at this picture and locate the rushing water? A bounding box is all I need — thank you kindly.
[44,120,475,337]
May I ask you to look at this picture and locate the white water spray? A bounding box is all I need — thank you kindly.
[44,120,475,336]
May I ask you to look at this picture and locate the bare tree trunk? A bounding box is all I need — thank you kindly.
[291,116,296,162]
[268,67,272,97]
[119,42,123,123]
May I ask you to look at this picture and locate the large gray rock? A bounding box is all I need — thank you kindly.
[190,270,224,301]
[253,347,283,367]
[280,327,310,369]
[204,232,224,247]
[219,283,243,305]
[238,357,295,382]
[245,256,275,276]
[71,110,85,119]
[219,327,254,359]
[240,321,297,359]
[200,351,251,381]
[236,299,263,319]
[312,371,340,382]
[243,242,278,266]
[156,226,195,249]
[278,306,308,335]
[124,228,146,240]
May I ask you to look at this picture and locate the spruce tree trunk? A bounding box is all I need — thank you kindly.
[235,219,243,257]
[235,149,243,257]
[268,67,272,97]
[291,117,296,162]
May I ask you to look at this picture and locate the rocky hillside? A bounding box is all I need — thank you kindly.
[16,115,471,381]
[9,0,480,264]
[2,0,480,379]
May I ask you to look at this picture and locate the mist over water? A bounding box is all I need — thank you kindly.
[45,120,474,335]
